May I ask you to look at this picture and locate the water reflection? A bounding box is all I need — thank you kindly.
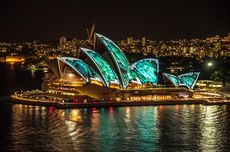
[9,62,15,70]
[6,104,230,151]
[30,70,35,79]
[0,63,44,95]
[199,106,227,151]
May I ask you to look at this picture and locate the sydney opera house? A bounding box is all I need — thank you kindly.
[42,33,200,102]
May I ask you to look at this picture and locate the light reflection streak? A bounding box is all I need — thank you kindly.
[125,107,131,124]
[8,104,229,151]
[199,106,222,151]
[109,106,114,113]
[31,70,35,78]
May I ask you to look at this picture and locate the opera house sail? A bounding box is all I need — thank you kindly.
[42,33,200,101]
[57,57,105,86]
[163,72,200,90]
[130,59,159,85]
[94,33,131,89]
[79,47,119,87]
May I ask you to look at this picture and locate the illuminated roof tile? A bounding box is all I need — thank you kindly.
[58,57,105,86]
[130,58,159,85]
[95,33,131,88]
[80,48,119,87]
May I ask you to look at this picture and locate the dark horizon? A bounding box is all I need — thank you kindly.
[0,0,229,42]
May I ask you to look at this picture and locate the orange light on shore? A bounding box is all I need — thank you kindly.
[5,57,25,62]
[207,62,213,67]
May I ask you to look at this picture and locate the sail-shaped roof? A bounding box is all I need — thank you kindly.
[80,47,119,87]
[130,59,159,85]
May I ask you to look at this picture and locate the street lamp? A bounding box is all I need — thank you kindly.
[207,61,213,67]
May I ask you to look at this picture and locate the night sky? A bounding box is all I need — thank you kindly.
[0,0,229,42]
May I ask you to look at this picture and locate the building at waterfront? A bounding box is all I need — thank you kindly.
[59,36,67,47]
[42,33,200,102]
[196,80,223,92]
[5,53,25,63]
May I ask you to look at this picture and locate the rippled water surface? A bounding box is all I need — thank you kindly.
[1,63,230,151]
[1,104,230,152]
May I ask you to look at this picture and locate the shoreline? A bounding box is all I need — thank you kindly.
[10,95,230,109]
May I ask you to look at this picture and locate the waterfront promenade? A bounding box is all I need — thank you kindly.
[10,94,230,109]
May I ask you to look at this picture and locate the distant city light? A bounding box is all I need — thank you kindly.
[207,62,213,67]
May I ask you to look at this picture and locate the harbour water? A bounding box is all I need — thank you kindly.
[1,63,230,151]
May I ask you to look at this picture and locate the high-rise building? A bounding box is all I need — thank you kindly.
[127,37,134,45]
[59,36,67,47]
[142,37,146,46]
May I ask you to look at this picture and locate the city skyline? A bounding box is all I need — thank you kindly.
[0,0,229,42]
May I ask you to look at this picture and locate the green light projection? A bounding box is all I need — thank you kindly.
[163,72,200,90]
[58,57,105,86]
[96,33,131,88]
[130,59,159,85]
[80,48,119,87]
[163,73,182,87]
[179,72,200,89]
